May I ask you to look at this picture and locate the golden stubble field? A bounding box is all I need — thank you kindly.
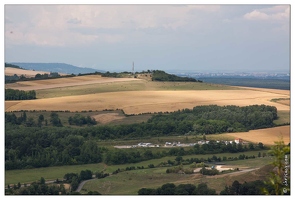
[5,75,141,91]
[5,89,290,114]
[5,67,68,78]
[5,67,50,78]
[225,125,290,145]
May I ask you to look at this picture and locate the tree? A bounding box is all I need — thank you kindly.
[202,134,206,140]
[50,112,62,127]
[38,114,44,126]
[258,142,264,149]
[230,180,241,195]
[22,111,27,122]
[248,143,254,150]
[40,177,45,185]
[79,169,92,181]
[25,117,35,127]
[70,176,79,192]
[262,138,290,195]
[195,183,216,195]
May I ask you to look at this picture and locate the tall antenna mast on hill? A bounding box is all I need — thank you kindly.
[132,62,134,74]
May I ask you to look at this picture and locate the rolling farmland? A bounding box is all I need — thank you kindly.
[5,74,290,194]
[5,89,290,114]
[5,75,290,114]
[5,74,290,145]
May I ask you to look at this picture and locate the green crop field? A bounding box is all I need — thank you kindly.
[5,163,105,185]
[274,110,290,125]
[5,150,269,186]
[80,153,271,195]
[36,79,236,99]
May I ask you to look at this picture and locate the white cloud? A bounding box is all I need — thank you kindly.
[243,5,290,21]
[5,5,221,47]
[244,10,269,20]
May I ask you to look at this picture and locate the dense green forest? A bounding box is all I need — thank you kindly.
[5,119,265,169]
[147,104,278,132]
[5,89,36,100]
[151,70,201,82]
[5,104,275,170]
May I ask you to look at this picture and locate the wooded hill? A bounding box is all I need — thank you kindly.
[5,105,275,169]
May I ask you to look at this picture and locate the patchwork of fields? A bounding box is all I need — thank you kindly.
[5,73,291,194]
[5,75,290,114]
[5,74,291,144]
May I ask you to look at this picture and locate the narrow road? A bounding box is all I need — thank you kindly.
[75,175,98,192]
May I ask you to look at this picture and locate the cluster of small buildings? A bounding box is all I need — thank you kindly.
[164,141,196,147]
[114,138,244,149]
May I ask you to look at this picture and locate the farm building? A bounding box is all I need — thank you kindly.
[234,138,243,144]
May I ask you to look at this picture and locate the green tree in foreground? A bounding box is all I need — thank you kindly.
[263,138,290,195]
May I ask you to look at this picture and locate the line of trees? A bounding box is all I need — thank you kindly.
[220,180,267,195]
[6,177,67,195]
[68,114,97,126]
[138,179,276,195]
[5,89,36,100]
[138,183,216,195]
[5,112,97,127]
[6,171,101,195]
[5,73,75,83]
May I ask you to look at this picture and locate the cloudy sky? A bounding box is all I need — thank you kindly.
[4,3,290,72]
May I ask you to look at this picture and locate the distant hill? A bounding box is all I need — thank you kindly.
[9,63,105,75]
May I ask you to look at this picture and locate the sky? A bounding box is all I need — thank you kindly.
[4,3,291,73]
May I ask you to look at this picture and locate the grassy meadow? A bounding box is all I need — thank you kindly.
[80,152,271,195]
[5,150,270,186]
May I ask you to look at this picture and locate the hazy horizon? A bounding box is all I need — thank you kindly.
[5,4,290,73]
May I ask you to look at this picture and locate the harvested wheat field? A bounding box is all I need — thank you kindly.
[224,125,290,145]
[5,89,290,114]
[5,75,141,91]
[235,86,290,95]
[5,67,51,78]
